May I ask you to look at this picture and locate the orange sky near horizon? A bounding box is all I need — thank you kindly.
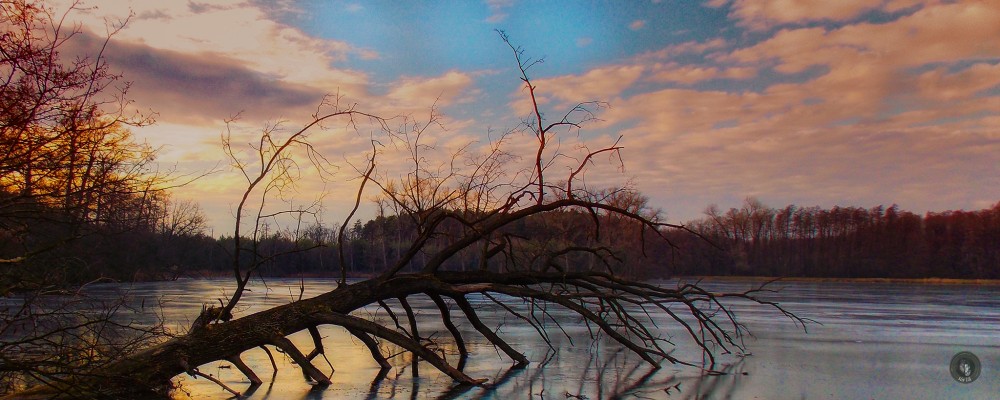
[48,0,1000,234]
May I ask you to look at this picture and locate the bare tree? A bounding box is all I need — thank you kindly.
[157,199,207,238]
[0,2,175,396]
[1,0,162,269]
[4,31,805,399]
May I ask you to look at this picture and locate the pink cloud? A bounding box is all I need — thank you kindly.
[636,38,728,61]
[713,1,1000,125]
[531,65,646,104]
[53,0,372,93]
[916,62,1000,102]
[724,0,886,31]
[386,71,475,108]
[725,27,829,73]
[833,1,1000,67]
[719,1,1000,79]
[649,64,756,84]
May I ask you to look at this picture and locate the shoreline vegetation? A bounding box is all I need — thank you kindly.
[170,271,1000,287]
[44,197,998,289]
[678,275,1000,286]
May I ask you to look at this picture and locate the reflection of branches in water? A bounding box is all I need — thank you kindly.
[431,347,748,400]
[675,357,746,400]
[525,351,557,399]
[365,362,422,400]
[0,288,169,396]
[349,291,756,400]
[626,357,748,400]
[570,347,670,399]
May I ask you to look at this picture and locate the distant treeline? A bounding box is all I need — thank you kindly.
[670,198,1000,279]
[4,190,999,287]
[220,198,1000,280]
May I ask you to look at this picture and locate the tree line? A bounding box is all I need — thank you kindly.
[668,198,1000,279]
[6,175,998,285]
[34,195,992,283]
[186,196,1000,281]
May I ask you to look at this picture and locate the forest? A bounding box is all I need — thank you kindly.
[675,198,1000,279]
[5,189,998,291]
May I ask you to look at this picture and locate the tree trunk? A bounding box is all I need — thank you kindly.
[6,275,477,398]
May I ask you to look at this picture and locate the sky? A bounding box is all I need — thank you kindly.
[52,0,1000,234]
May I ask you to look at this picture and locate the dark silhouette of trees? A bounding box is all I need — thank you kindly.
[0,0,169,285]
[0,1,199,395]
[672,197,1000,279]
[155,197,1000,282]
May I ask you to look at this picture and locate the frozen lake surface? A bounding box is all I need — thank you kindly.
[75,278,1000,399]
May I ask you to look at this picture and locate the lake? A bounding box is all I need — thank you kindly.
[70,278,1000,398]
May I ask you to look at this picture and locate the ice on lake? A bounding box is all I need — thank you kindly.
[65,278,1000,399]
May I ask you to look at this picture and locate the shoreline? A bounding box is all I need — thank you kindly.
[675,275,1000,286]
[162,271,1000,286]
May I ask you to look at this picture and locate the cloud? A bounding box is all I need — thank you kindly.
[134,9,171,21]
[724,27,828,73]
[649,64,757,84]
[576,37,593,47]
[716,1,1000,124]
[64,31,327,125]
[485,0,515,23]
[531,65,646,105]
[41,0,510,234]
[516,0,1000,220]
[833,1,1000,67]
[916,62,1000,102]
[635,38,728,61]
[884,0,935,13]
[55,0,372,92]
[385,71,476,109]
[629,20,646,31]
[721,0,888,31]
[187,1,233,14]
[610,90,998,221]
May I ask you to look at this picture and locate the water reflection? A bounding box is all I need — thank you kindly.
[64,278,1000,399]
[353,347,750,400]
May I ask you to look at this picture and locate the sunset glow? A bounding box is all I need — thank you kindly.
[55,0,999,232]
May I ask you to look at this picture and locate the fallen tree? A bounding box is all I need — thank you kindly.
[5,31,806,399]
